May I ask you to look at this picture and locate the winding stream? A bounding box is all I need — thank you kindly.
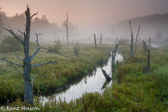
[39,53,123,104]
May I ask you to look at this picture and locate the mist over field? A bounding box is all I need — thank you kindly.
[0,0,168,45]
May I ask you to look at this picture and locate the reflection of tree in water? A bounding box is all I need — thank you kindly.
[101,80,110,90]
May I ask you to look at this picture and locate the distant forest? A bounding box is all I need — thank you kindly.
[0,10,168,45]
[113,14,168,45]
[0,11,76,43]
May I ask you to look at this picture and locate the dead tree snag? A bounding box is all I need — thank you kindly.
[1,6,58,105]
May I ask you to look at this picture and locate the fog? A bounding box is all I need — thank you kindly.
[0,0,168,45]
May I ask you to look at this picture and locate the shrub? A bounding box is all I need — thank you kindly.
[0,35,36,53]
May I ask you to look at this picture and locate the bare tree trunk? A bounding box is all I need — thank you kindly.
[143,40,147,51]
[129,20,134,57]
[2,6,58,105]
[147,49,150,72]
[94,33,97,50]
[65,12,69,44]
[134,25,140,53]
[23,6,33,105]
[148,38,151,49]
[99,33,102,45]
[74,42,79,57]
[112,44,119,71]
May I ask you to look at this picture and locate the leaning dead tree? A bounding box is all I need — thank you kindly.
[101,69,111,81]
[93,33,97,50]
[129,19,141,57]
[0,6,61,105]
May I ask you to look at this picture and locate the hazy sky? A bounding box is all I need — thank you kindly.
[1,0,168,40]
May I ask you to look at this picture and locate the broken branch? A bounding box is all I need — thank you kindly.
[31,12,38,18]
[4,27,24,45]
[30,47,41,61]
[1,57,23,67]
[10,49,24,61]
[7,64,23,74]
[31,61,57,68]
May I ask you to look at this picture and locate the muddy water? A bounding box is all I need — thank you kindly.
[39,53,123,104]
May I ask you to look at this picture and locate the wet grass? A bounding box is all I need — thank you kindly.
[0,44,111,105]
[2,44,168,112]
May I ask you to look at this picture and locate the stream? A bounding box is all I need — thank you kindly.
[39,53,123,104]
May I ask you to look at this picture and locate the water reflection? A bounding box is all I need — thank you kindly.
[39,53,123,104]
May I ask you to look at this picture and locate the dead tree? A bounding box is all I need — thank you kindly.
[143,40,148,51]
[112,43,119,71]
[147,49,150,72]
[74,42,80,57]
[148,38,151,49]
[134,25,141,53]
[99,33,102,45]
[129,20,134,57]
[64,12,69,44]
[0,6,59,105]
[101,69,111,81]
[129,19,141,57]
[93,33,97,50]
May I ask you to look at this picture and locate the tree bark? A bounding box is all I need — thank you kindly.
[23,6,33,105]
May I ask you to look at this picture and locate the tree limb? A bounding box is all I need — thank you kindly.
[7,64,23,74]
[0,57,23,67]
[31,12,38,18]
[4,26,24,45]
[18,29,25,35]
[10,49,24,61]
[41,47,70,58]
[30,47,41,61]
[31,61,57,68]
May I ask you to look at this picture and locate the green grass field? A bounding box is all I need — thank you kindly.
[36,45,167,112]
[0,44,112,105]
[1,44,168,112]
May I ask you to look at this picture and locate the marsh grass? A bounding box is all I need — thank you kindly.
[1,44,168,112]
[0,44,111,105]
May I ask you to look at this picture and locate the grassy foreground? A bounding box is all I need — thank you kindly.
[1,45,168,112]
[0,44,111,105]
[37,45,167,112]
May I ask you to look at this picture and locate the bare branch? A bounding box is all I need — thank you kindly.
[41,47,70,58]
[4,27,24,45]
[0,57,23,67]
[7,64,23,74]
[31,61,57,68]
[30,47,41,61]
[18,29,25,35]
[10,49,24,61]
[135,25,141,41]
[31,12,38,18]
